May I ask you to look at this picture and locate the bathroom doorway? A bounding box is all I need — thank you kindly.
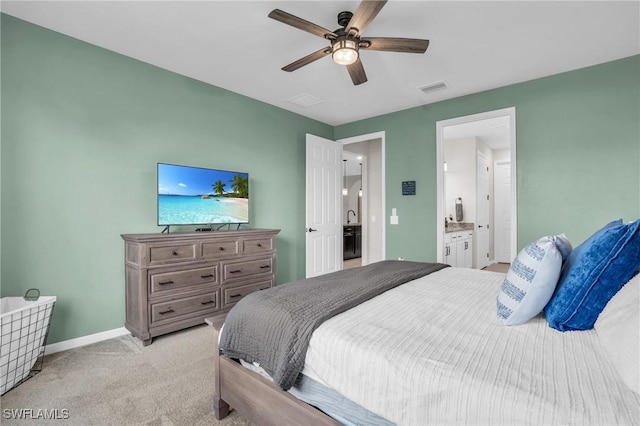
[436,107,517,268]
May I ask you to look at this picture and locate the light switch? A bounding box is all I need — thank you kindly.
[390,208,399,225]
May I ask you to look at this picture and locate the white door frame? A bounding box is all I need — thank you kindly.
[436,107,517,264]
[337,131,386,265]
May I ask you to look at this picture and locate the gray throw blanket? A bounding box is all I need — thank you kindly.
[219,260,449,390]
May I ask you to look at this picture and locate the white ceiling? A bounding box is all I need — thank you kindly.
[2,1,639,126]
[444,115,511,150]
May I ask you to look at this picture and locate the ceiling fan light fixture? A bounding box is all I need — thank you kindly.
[332,39,358,65]
[269,2,429,85]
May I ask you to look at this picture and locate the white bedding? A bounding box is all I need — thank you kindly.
[302,267,640,425]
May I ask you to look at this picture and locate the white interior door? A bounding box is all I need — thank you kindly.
[476,151,490,269]
[306,134,342,278]
[494,161,512,263]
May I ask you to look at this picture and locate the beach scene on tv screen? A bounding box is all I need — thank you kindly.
[158,164,249,225]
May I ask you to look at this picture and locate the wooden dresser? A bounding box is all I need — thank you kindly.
[121,229,279,345]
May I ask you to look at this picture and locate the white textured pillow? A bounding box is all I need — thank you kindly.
[553,233,573,261]
[496,236,564,326]
[594,273,639,394]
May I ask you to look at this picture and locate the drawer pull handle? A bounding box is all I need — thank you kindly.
[159,308,174,315]
[229,269,242,274]
[229,294,242,299]
[260,265,270,269]
[257,243,262,247]
[201,300,215,305]
[158,280,174,285]
[200,274,214,279]
[219,247,225,251]
[172,251,178,256]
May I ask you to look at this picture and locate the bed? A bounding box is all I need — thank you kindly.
[210,222,640,425]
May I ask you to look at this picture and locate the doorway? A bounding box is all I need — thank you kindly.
[338,131,386,268]
[342,150,364,269]
[436,108,517,268]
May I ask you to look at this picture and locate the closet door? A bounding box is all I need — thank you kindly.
[494,161,512,263]
[476,151,490,269]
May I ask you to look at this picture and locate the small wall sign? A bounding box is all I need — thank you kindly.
[402,180,416,195]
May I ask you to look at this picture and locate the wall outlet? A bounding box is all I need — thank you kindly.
[398,256,404,261]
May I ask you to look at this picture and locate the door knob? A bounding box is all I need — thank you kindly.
[307,228,318,232]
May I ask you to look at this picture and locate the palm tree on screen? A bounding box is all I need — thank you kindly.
[212,180,226,196]
[230,174,248,198]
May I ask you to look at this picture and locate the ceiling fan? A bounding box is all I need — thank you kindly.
[268,0,429,86]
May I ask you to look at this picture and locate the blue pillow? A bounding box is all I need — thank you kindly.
[496,235,570,326]
[560,219,621,276]
[545,219,640,331]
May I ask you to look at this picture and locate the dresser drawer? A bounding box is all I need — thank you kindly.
[222,257,273,281]
[243,237,274,255]
[222,279,273,309]
[202,240,239,258]
[150,292,219,325]
[148,243,197,265]
[149,266,218,296]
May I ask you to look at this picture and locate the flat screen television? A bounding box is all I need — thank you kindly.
[157,163,249,226]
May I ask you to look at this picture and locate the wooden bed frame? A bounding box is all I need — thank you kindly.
[208,319,339,426]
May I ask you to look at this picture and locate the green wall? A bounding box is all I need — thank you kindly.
[0,15,332,343]
[2,14,639,344]
[335,55,640,261]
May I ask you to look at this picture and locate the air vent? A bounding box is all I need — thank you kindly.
[286,93,323,108]
[418,81,448,95]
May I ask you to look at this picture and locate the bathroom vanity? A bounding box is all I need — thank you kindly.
[444,223,474,268]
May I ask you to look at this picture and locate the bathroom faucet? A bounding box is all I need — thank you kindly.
[347,210,356,224]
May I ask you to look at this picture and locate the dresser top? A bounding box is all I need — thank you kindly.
[121,228,280,242]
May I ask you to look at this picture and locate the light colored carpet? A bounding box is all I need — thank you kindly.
[0,325,253,426]
[483,263,510,273]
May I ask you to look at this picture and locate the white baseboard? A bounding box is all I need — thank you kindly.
[45,327,130,355]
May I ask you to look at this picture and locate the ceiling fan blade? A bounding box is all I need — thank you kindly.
[346,58,368,85]
[282,47,332,72]
[361,37,430,53]
[346,0,388,35]
[269,9,337,40]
